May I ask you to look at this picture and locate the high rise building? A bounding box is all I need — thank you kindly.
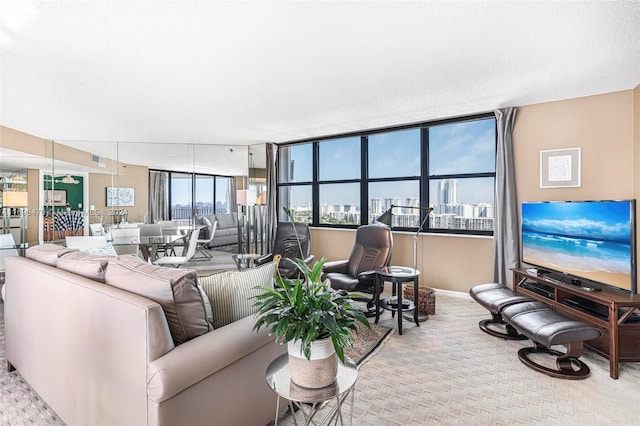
[438,179,457,205]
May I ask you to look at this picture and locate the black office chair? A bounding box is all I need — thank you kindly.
[321,225,393,316]
[254,222,314,278]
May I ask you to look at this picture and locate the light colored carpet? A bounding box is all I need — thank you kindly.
[276,293,640,426]
[2,294,640,425]
[181,250,239,275]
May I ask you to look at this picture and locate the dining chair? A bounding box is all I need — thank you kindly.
[110,227,141,256]
[153,229,200,268]
[193,218,217,261]
[89,223,105,236]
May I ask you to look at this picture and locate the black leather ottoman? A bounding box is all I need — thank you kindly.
[469,283,532,340]
[502,301,602,379]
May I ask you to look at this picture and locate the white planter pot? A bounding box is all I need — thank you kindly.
[287,338,338,389]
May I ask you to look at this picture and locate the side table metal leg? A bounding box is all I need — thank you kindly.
[349,384,355,425]
[375,275,381,324]
[413,279,420,327]
[397,282,403,335]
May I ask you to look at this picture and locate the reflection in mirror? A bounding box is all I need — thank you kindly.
[0,134,50,247]
[1,135,254,256]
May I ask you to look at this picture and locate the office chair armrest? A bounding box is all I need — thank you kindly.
[253,253,274,266]
[322,260,349,274]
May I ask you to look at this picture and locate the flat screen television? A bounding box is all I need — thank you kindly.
[521,200,637,294]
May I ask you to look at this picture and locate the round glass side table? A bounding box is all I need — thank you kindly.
[266,353,358,426]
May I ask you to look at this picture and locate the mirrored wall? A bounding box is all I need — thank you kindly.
[0,136,268,251]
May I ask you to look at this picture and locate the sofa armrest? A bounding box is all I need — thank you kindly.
[147,315,278,404]
[322,259,349,274]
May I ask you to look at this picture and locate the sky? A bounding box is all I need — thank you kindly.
[285,117,496,207]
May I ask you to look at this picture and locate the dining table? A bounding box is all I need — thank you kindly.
[110,234,187,262]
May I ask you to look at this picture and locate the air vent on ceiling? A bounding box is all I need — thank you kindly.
[91,154,106,168]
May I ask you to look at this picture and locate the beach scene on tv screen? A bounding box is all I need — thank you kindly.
[521,201,633,291]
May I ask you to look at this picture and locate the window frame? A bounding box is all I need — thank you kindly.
[276,112,496,236]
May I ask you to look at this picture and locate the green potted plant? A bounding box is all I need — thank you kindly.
[252,208,370,388]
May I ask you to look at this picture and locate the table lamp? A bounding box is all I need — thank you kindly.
[2,191,28,245]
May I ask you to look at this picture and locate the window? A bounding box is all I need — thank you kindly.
[170,173,193,219]
[318,137,361,225]
[195,175,214,216]
[276,113,496,235]
[215,177,232,214]
[428,118,496,232]
[279,185,312,223]
[156,170,234,220]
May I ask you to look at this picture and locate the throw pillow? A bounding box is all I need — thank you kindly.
[215,213,236,230]
[25,243,77,266]
[56,251,112,282]
[105,254,214,345]
[200,261,276,329]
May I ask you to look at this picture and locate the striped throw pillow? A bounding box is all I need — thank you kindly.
[199,262,276,329]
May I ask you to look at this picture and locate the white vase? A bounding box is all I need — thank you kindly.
[287,338,338,389]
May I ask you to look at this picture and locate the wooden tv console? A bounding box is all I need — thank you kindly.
[512,268,640,379]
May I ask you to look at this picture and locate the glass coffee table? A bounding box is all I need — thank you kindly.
[266,353,358,426]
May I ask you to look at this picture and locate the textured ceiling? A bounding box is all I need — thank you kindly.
[1,1,639,148]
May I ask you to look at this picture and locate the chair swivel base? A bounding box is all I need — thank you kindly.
[517,341,591,379]
[478,313,528,340]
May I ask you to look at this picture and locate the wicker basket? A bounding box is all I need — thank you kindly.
[402,286,436,315]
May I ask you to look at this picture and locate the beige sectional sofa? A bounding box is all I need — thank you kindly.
[3,245,286,426]
[197,213,239,248]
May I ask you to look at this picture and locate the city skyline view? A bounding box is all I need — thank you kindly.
[280,117,496,231]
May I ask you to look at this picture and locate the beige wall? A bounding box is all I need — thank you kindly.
[514,90,635,202]
[1,126,149,236]
[311,227,494,294]
[313,89,639,294]
[88,165,149,226]
[634,85,640,200]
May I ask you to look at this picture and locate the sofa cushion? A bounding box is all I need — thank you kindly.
[25,243,76,266]
[215,213,236,230]
[56,251,112,282]
[199,262,276,329]
[105,255,214,345]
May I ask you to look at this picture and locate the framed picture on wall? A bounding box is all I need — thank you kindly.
[44,189,67,206]
[540,148,581,188]
[106,187,135,207]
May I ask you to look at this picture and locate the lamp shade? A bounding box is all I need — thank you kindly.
[376,208,393,226]
[2,191,28,207]
[236,189,256,206]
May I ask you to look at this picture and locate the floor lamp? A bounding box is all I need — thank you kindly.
[236,189,256,254]
[377,204,433,322]
[376,204,434,272]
